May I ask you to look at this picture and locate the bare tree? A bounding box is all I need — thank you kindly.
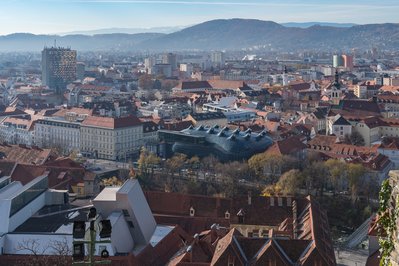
[15,238,71,266]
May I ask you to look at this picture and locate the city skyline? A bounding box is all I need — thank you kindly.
[1,0,399,35]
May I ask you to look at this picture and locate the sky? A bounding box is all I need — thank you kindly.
[1,0,399,35]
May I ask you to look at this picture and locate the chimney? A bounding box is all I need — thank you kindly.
[247,191,252,205]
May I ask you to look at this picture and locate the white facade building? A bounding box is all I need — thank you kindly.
[0,117,34,146]
[34,118,81,153]
[80,116,143,160]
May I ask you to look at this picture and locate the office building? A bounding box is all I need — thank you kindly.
[162,53,177,70]
[42,47,77,93]
[210,51,225,67]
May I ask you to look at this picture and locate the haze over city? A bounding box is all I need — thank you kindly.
[2,1,399,266]
[1,0,399,35]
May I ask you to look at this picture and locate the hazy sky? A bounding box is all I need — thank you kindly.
[1,0,399,35]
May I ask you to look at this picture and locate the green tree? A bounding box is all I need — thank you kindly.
[324,159,347,194]
[347,163,366,203]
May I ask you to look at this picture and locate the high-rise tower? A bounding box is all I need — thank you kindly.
[42,47,77,93]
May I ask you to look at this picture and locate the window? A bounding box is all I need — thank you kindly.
[127,221,134,228]
[122,209,130,217]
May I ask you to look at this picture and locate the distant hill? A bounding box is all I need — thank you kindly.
[0,33,164,52]
[140,19,399,51]
[57,26,186,36]
[282,22,357,28]
[1,19,398,52]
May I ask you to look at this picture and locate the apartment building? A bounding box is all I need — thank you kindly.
[80,116,143,160]
[34,118,81,153]
[0,117,35,146]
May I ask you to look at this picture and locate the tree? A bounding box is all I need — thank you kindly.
[347,163,366,203]
[200,155,219,180]
[324,159,347,194]
[138,74,154,90]
[16,238,71,266]
[217,161,250,198]
[276,169,303,195]
[101,176,123,187]
[137,147,161,189]
[248,153,296,183]
[344,131,365,146]
[302,161,329,197]
[138,148,161,178]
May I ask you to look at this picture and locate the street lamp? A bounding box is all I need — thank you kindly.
[72,207,112,265]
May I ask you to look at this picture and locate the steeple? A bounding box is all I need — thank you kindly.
[282,65,288,86]
[333,69,341,89]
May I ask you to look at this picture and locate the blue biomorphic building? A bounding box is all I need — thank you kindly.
[158,125,273,161]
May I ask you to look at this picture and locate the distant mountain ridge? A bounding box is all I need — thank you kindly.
[0,19,398,52]
[57,26,187,36]
[281,22,357,28]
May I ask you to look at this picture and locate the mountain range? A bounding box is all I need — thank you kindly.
[0,19,398,52]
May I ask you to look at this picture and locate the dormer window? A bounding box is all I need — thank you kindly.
[189,206,195,217]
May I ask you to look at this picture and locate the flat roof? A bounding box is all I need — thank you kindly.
[94,187,119,201]
[13,206,90,233]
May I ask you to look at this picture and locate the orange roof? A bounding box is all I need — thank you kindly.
[82,115,142,129]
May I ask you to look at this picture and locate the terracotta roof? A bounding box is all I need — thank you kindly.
[81,115,142,129]
[339,100,381,114]
[1,117,35,131]
[167,195,336,266]
[10,162,87,191]
[0,144,52,165]
[379,85,399,93]
[266,136,307,156]
[52,107,93,117]
[177,81,212,90]
[361,117,387,129]
[208,80,246,89]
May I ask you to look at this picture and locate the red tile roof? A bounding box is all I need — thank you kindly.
[82,115,142,129]
[0,144,53,165]
[266,136,307,156]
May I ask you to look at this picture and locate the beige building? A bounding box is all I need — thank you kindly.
[80,116,143,160]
